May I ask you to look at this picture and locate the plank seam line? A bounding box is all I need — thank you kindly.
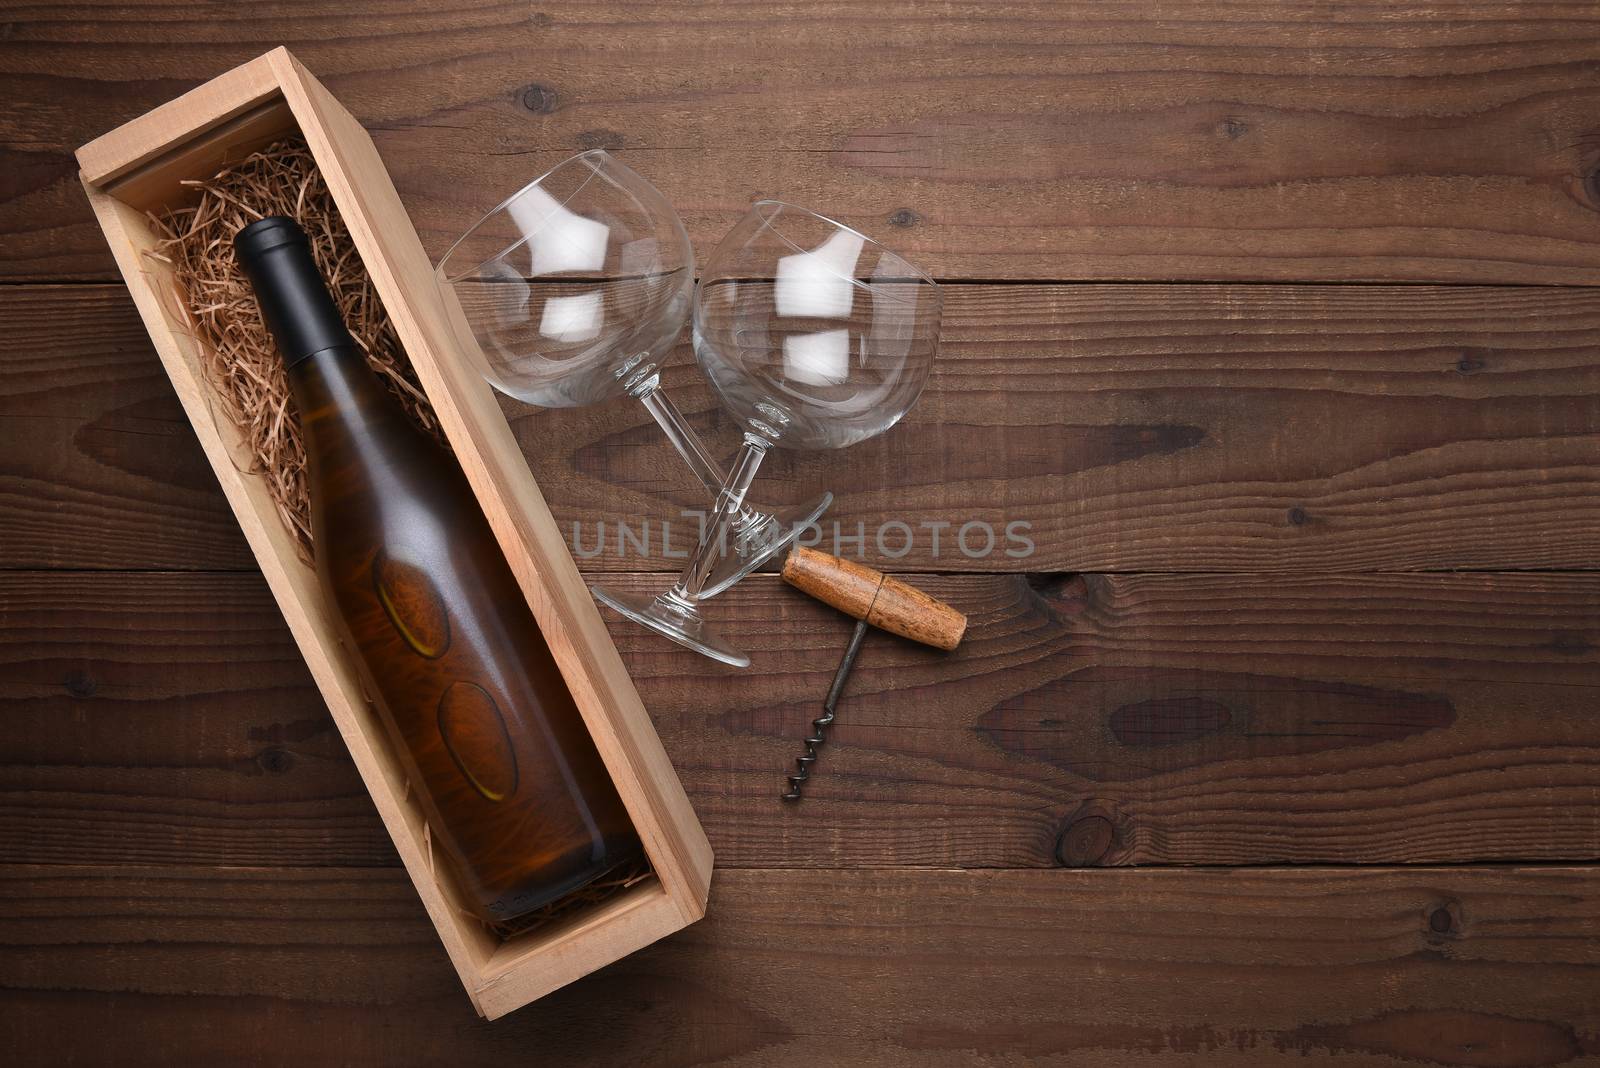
[4,860,1599,873]
[10,277,1600,291]
[7,566,1600,578]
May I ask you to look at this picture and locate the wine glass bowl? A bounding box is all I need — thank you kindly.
[436,149,692,409]
[694,201,941,450]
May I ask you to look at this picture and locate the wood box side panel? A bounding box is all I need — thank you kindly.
[76,50,286,188]
[270,52,713,916]
[77,123,501,1015]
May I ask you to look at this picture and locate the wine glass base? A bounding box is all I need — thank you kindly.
[698,491,833,601]
[591,586,751,668]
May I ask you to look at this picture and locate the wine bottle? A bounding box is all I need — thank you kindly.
[235,216,644,923]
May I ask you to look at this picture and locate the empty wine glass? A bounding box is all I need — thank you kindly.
[593,201,942,666]
[434,151,830,596]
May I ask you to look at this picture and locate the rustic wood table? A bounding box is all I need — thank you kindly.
[5,2,1600,1064]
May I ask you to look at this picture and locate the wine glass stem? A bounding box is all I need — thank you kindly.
[635,385,768,535]
[664,434,770,605]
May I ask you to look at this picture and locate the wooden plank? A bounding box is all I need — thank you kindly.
[5,569,1597,870]
[2,863,1598,1065]
[0,286,254,570]
[7,282,1600,573]
[11,1,1600,282]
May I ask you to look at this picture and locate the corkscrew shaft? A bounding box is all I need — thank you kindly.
[782,618,869,801]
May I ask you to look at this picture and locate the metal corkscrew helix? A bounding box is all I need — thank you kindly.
[782,617,870,800]
[778,547,967,801]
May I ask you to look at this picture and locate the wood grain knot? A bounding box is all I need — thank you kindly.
[887,208,921,228]
[1540,631,1596,656]
[1455,350,1488,375]
[257,747,294,775]
[1055,801,1123,866]
[62,670,96,698]
[1024,571,1089,613]
[520,84,560,114]
[1025,571,1079,597]
[1218,117,1249,140]
[1287,506,1309,526]
[528,11,553,28]
[1019,571,1090,626]
[1426,899,1462,937]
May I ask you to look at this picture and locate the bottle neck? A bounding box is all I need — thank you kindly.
[287,345,405,438]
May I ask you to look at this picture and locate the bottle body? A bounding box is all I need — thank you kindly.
[239,217,642,923]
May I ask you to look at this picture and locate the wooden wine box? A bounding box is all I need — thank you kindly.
[75,47,713,1020]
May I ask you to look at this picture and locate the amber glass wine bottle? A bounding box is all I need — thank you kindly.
[235,216,643,924]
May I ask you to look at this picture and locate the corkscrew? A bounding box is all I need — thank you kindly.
[778,547,968,801]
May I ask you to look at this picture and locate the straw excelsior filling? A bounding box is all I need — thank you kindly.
[147,137,448,563]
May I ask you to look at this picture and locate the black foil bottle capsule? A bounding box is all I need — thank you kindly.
[235,216,643,923]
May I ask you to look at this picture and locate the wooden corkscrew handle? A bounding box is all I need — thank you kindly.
[780,546,967,651]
